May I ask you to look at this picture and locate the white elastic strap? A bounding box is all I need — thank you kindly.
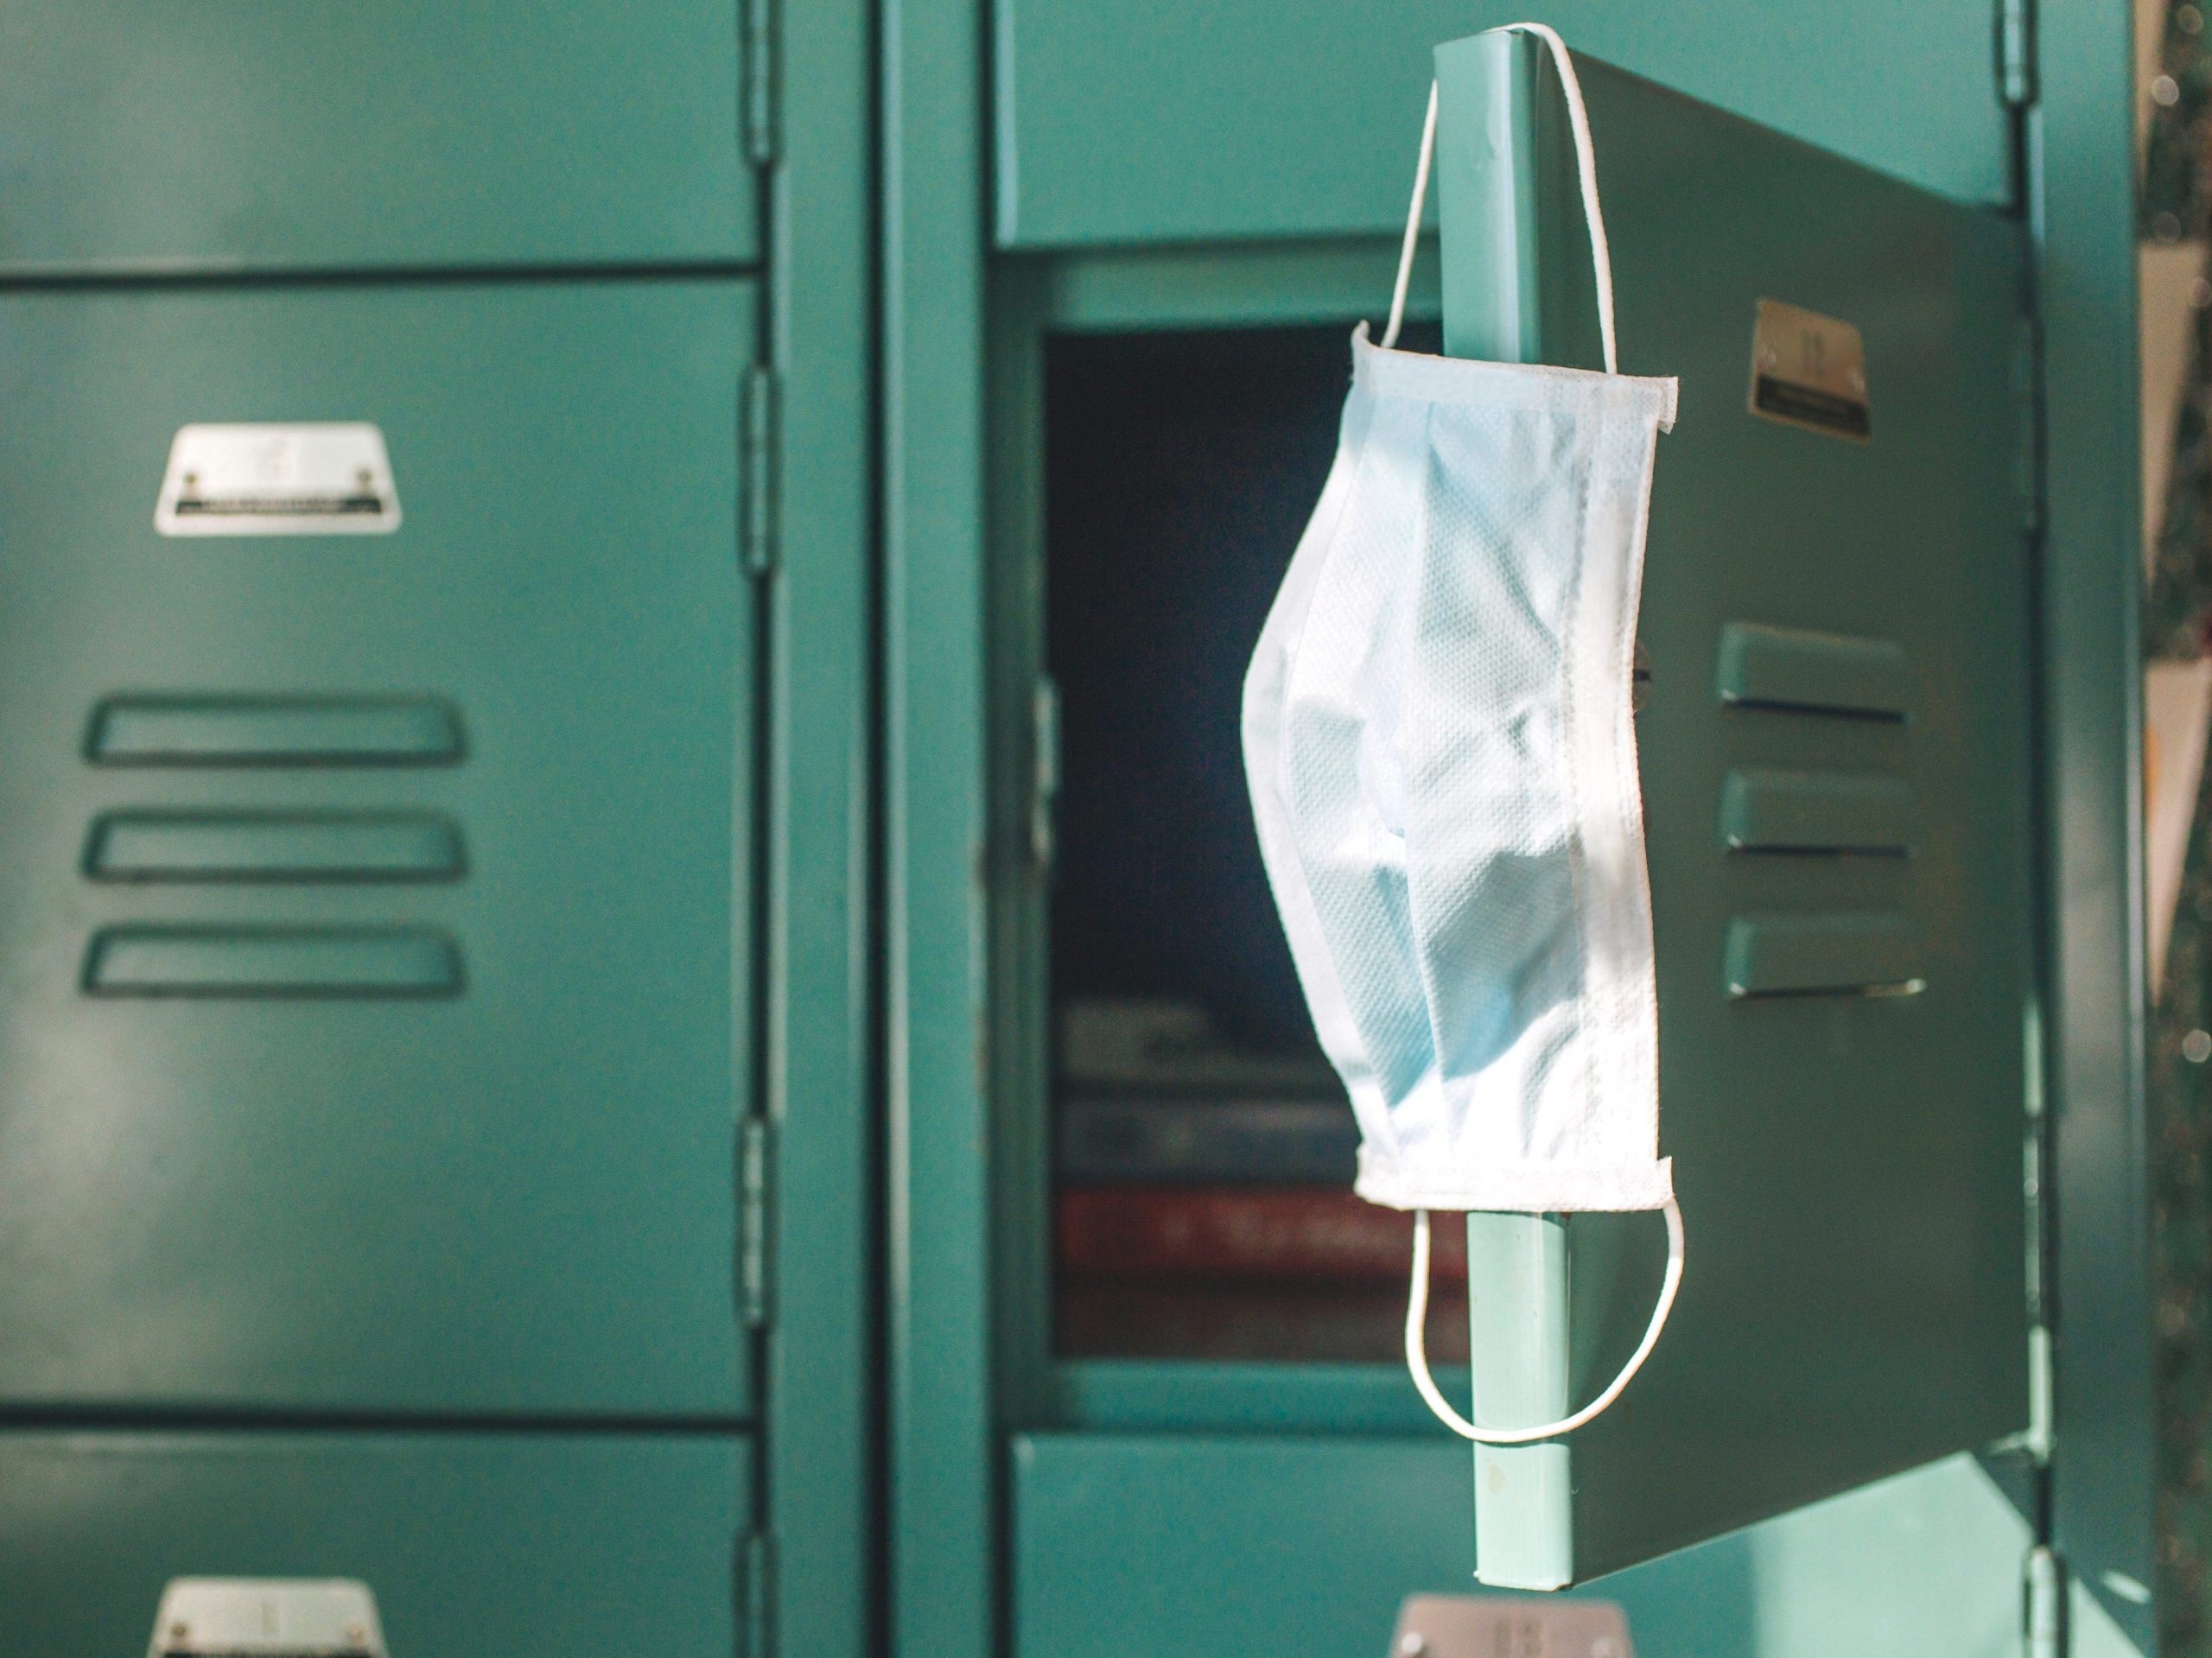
[1379,21,1618,372]
[1380,82,1439,351]
[1404,1199,1684,1444]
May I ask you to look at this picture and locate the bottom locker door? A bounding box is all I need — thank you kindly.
[0,1429,752,1657]
[1013,1436,2031,1658]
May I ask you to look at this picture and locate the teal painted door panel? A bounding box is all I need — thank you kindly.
[1425,41,2031,1582]
[993,0,2009,248]
[0,1429,749,1656]
[0,5,753,275]
[0,280,753,1416]
[1012,1436,2030,1658]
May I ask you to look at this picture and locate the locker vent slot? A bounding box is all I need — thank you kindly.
[86,811,464,883]
[1717,767,1914,855]
[1715,621,1909,720]
[84,925,462,998]
[1723,913,1923,999]
[88,696,462,766]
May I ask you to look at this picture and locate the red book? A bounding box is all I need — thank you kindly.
[1056,1185,1470,1284]
[1058,1279,1471,1364]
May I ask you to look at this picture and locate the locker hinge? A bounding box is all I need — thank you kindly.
[741,1115,773,1328]
[1992,1001,2055,1464]
[2011,316,2044,537]
[2024,1547,2066,1658]
[1998,0,2037,109]
[743,365,780,578]
[2020,1064,2054,1462]
[740,1527,776,1658]
[745,0,779,164]
[1030,674,1061,870]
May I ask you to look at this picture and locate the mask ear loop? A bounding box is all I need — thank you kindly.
[1406,1200,1684,1444]
[1380,20,1618,374]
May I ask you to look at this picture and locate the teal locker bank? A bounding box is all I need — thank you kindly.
[0,3,2154,1658]
[0,3,873,1655]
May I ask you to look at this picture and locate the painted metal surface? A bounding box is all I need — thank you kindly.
[993,1,2012,249]
[2035,0,2160,1648]
[763,0,880,1649]
[1467,1211,1573,1591]
[0,4,754,275]
[1430,36,2032,1585]
[883,0,998,1649]
[1013,1438,2031,1658]
[0,1429,749,1657]
[0,280,754,1417]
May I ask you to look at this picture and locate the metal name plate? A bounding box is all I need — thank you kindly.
[1748,298,1871,442]
[1389,1593,1632,1658]
[156,422,402,536]
[148,1579,387,1658]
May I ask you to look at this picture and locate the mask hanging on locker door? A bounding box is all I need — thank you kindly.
[1240,22,1684,1443]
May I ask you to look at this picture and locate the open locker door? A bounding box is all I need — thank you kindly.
[1427,33,2033,1586]
[1008,34,2037,1636]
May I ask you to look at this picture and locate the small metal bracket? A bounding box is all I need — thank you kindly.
[742,366,780,578]
[1030,675,1061,870]
[741,1116,773,1328]
[2019,997,2055,1462]
[1998,0,2037,110]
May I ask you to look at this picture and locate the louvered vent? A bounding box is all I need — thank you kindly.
[79,695,465,997]
[1713,622,1923,999]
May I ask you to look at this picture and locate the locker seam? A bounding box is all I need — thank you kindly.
[741,0,785,1644]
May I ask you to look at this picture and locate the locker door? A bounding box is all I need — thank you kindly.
[1428,34,2033,1585]
[0,3,754,274]
[996,32,2034,1636]
[0,279,754,1418]
[991,0,2010,247]
[0,1430,752,1657]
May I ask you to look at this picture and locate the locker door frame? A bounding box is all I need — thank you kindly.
[2037,4,2157,1649]
[977,239,1451,1445]
[882,3,2156,1655]
[766,1,877,1654]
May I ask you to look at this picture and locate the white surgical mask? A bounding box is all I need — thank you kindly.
[1241,22,1684,1443]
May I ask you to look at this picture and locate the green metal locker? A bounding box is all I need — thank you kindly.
[0,0,2159,1650]
[0,1,876,1651]
[886,0,2149,1651]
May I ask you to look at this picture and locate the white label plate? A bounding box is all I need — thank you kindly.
[156,422,401,537]
[1747,298,1871,442]
[1390,1593,1632,1658]
[148,1578,386,1658]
